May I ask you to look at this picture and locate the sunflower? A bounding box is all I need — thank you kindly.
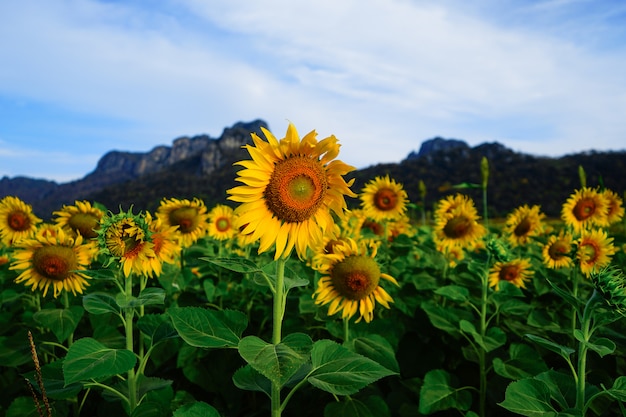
[488,258,534,290]
[576,228,616,277]
[312,237,398,323]
[10,226,98,297]
[156,197,210,248]
[433,195,487,252]
[96,209,156,277]
[541,230,575,269]
[227,123,356,260]
[602,189,625,225]
[359,175,408,222]
[207,204,236,241]
[433,194,473,219]
[53,200,105,239]
[504,204,545,246]
[561,187,609,233]
[144,212,181,277]
[0,196,42,246]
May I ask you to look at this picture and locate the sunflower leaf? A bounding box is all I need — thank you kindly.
[307,339,397,395]
[82,292,121,315]
[168,307,247,348]
[63,337,136,385]
[499,378,556,416]
[33,306,84,344]
[418,369,472,414]
[201,257,262,273]
[232,365,272,397]
[237,333,312,387]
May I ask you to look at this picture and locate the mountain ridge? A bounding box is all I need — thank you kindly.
[2,119,625,220]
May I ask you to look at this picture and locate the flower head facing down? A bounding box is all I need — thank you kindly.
[227,123,356,260]
[312,238,398,323]
[561,187,609,233]
[602,189,625,225]
[96,209,156,277]
[576,228,616,277]
[488,258,534,290]
[0,196,42,246]
[156,197,210,248]
[542,230,575,269]
[10,226,98,297]
[359,175,408,222]
[504,204,545,246]
[53,200,105,239]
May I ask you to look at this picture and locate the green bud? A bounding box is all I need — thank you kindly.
[591,266,626,316]
[578,165,587,188]
[481,157,489,189]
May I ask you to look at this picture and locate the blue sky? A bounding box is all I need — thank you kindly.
[1,0,625,183]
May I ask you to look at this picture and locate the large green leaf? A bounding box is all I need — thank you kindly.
[492,343,549,380]
[418,369,472,414]
[173,401,221,417]
[137,313,179,346]
[435,285,469,303]
[324,395,390,417]
[232,365,272,396]
[201,257,262,273]
[238,333,312,387]
[168,307,247,348]
[63,337,136,385]
[572,330,616,358]
[83,292,121,315]
[499,378,556,416]
[350,335,400,374]
[307,339,397,396]
[33,306,84,343]
[459,320,506,352]
[525,334,575,361]
[23,360,82,400]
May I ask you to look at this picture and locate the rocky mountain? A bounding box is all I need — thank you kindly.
[1,121,625,221]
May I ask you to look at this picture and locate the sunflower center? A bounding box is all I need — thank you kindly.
[363,220,384,236]
[331,255,380,300]
[105,221,145,257]
[69,212,100,239]
[514,217,532,237]
[580,241,600,263]
[8,210,30,231]
[374,188,398,211]
[169,207,199,233]
[32,246,77,281]
[443,216,472,239]
[573,198,596,221]
[215,217,231,232]
[499,265,520,283]
[264,156,328,223]
[548,240,569,260]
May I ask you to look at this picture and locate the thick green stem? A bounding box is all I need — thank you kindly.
[343,317,350,343]
[271,258,287,417]
[124,272,137,414]
[571,268,579,335]
[575,291,599,414]
[482,186,489,229]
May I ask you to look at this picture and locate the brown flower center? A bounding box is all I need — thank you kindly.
[8,210,30,231]
[499,265,520,283]
[169,207,200,233]
[362,220,384,236]
[374,188,398,211]
[264,156,328,223]
[579,241,600,264]
[548,240,570,260]
[331,255,380,300]
[573,198,596,221]
[443,216,472,239]
[33,246,77,281]
[215,217,231,232]
[68,212,100,239]
[514,217,532,237]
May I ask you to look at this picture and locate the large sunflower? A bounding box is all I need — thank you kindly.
[433,195,487,252]
[602,189,625,225]
[561,187,609,233]
[433,194,472,220]
[359,175,408,222]
[10,226,98,297]
[53,200,104,239]
[541,230,575,269]
[0,196,42,246]
[504,204,545,246]
[227,123,356,260]
[97,209,156,277]
[312,237,398,323]
[488,258,534,290]
[156,197,210,248]
[144,212,181,277]
[576,228,616,277]
[207,204,236,241]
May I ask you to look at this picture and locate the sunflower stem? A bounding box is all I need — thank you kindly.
[123,271,137,414]
[478,258,489,417]
[62,292,74,347]
[271,257,287,417]
[343,317,350,343]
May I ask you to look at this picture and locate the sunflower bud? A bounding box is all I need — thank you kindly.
[487,237,511,263]
[418,180,427,200]
[480,157,489,189]
[591,266,626,316]
[578,165,587,188]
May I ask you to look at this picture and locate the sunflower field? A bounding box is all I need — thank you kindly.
[1,123,626,417]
